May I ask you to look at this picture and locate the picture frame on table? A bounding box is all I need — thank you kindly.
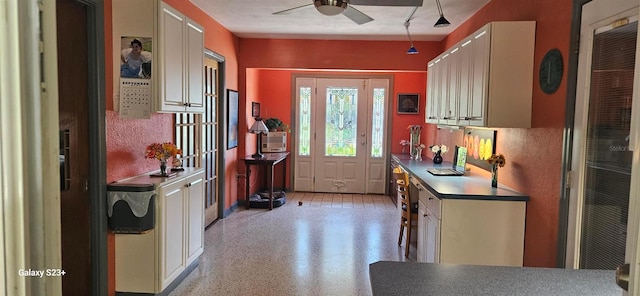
[397,93,420,114]
[227,89,239,149]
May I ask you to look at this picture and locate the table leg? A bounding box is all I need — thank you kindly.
[282,159,287,191]
[246,166,251,209]
[268,164,274,210]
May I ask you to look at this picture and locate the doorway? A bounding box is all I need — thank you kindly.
[293,77,390,194]
[566,0,637,270]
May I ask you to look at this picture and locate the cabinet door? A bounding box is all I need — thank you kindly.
[185,172,205,265]
[159,3,186,112]
[437,54,450,124]
[469,26,490,126]
[457,38,473,126]
[445,47,459,125]
[426,63,438,123]
[185,19,204,113]
[159,181,186,290]
[425,208,441,263]
[417,200,428,263]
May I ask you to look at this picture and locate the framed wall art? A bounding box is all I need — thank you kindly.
[397,93,419,114]
[227,89,239,149]
[463,127,497,171]
[251,102,260,118]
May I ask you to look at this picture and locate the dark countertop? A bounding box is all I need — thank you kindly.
[392,154,529,201]
[369,261,621,296]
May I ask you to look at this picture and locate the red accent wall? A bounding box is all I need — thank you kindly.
[238,0,573,268]
[426,0,573,267]
[104,1,239,294]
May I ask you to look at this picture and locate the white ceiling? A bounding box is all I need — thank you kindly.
[190,0,491,41]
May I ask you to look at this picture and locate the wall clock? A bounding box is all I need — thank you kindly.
[539,49,563,94]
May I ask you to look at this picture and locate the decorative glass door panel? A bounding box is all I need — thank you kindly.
[325,88,358,157]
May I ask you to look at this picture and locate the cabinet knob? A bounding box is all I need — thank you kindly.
[423,214,428,217]
[183,103,189,106]
[185,182,192,188]
[443,117,451,120]
[428,197,433,200]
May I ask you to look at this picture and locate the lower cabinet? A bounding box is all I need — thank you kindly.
[115,169,205,294]
[415,182,526,267]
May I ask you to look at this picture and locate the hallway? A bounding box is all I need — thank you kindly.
[169,192,412,295]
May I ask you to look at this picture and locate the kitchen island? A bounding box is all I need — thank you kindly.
[369,261,621,296]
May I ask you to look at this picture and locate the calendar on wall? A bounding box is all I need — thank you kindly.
[119,78,151,119]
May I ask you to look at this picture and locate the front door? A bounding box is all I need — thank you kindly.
[568,0,637,269]
[57,0,92,294]
[294,77,389,194]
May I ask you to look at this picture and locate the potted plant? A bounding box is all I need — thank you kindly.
[264,118,290,132]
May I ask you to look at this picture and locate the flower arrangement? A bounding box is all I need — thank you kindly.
[407,125,422,133]
[399,139,410,154]
[413,143,426,161]
[487,154,506,168]
[145,142,182,161]
[430,144,448,155]
[487,154,506,187]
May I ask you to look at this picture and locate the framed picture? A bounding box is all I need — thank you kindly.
[251,102,260,118]
[397,93,420,114]
[463,127,497,171]
[227,89,239,149]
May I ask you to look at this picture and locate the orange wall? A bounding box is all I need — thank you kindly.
[425,0,573,267]
[238,0,573,268]
[103,1,239,294]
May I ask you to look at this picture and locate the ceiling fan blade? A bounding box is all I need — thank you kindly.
[273,3,314,15]
[350,0,423,6]
[343,5,374,25]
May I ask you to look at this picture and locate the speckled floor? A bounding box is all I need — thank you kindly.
[169,192,416,296]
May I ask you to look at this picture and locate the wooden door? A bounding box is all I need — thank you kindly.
[57,0,92,294]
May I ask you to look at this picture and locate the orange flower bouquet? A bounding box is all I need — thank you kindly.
[487,154,506,187]
[145,142,182,176]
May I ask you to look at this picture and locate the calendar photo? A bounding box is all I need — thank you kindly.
[120,36,152,79]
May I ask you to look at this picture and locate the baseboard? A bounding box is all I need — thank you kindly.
[115,259,199,296]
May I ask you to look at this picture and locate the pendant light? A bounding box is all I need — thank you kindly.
[434,0,450,27]
[404,21,418,54]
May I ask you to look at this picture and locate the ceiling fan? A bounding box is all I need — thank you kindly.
[273,0,424,25]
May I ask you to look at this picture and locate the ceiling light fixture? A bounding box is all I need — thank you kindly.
[404,21,419,54]
[434,0,450,27]
[314,0,348,16]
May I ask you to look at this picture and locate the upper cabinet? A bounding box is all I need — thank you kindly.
[426,21,535,128]
[159,3,204,113]
[113,0,204,114]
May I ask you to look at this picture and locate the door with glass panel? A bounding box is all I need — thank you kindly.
[294,77,389,194]
[567,0,637,271]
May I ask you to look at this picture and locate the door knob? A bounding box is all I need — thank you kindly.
[616,263,630,291]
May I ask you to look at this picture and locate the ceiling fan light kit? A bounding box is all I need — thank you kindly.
[314,0,348,16]
[434,0,450,27]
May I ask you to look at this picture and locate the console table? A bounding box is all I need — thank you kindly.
[242,152,289,210]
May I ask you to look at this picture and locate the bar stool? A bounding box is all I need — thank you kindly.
[393,168,418,258]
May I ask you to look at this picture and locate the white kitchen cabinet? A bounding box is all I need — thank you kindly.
[426,62,439,124]
[414,180,526,266]
[159,2,204,113]
[113,0,204,114]
[417,200,428,262]
[115,168,205,294]
[426,21,535,128]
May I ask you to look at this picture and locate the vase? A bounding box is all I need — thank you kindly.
[409,132,420,159]
[433,151,443,164]
[491,164,498,188]
[160,160,167,176]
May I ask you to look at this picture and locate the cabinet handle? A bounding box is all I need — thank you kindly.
[428,116,437,119]
[428,197,433,200]
[424,214,428,217]
[183,103,189,106]
[185,182,192,188]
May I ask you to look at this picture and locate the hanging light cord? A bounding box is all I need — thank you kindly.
[436,0,444,17]
[404,21,415,47]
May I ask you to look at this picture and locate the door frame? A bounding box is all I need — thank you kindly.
[557,0,594,268]
[77,0,108,294]
[290,73,394,193]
